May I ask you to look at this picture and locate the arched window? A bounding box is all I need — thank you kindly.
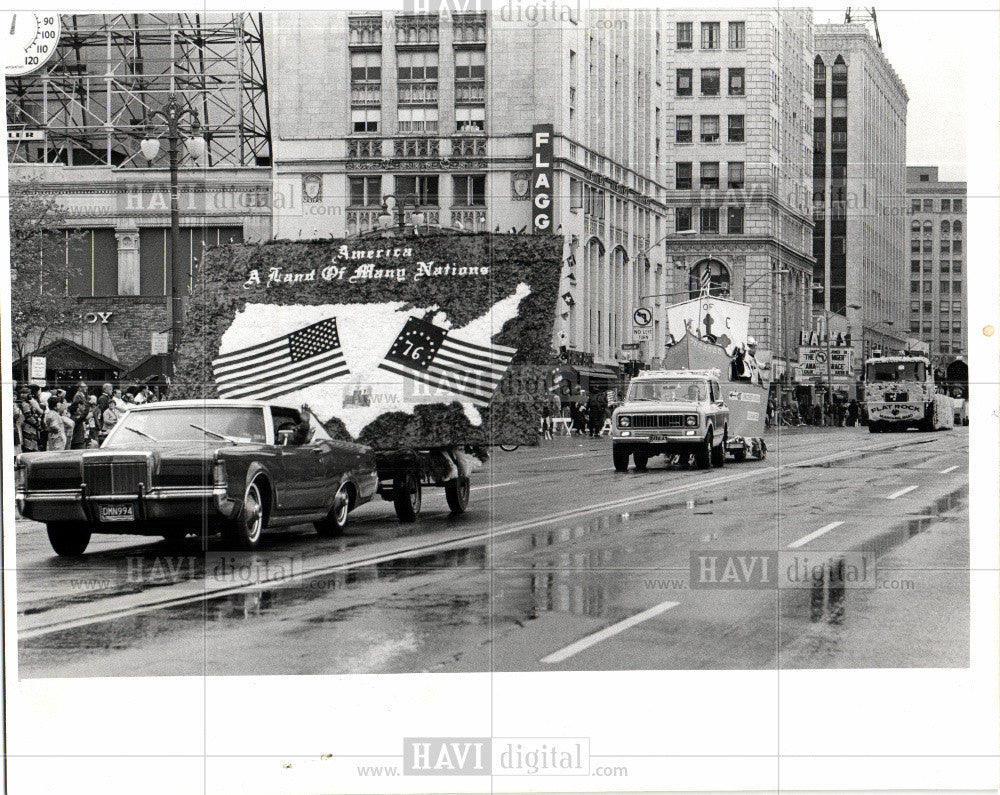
[688,259,731,299]
[922,221,932,237]
[941,220,950,236]
[910,220,920,232]
[953,220,962,235]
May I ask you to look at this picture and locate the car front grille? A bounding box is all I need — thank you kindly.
[26,462,81,491]
[83,460,148,496]
[632,414,685,428]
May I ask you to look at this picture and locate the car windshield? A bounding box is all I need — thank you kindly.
[103,406,267,447]
[628,379,708,402]
[866,361,926,382]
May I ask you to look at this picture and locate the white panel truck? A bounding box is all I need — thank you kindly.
[864,355,954,433]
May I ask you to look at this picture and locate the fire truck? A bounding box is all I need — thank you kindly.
[864,354,954,432]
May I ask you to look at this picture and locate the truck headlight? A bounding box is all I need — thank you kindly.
[617,415,631,428]
[685,415,699,427]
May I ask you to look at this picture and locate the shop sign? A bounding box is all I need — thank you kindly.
[531,124,554,233]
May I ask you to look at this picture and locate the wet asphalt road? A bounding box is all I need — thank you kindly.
[15,426,969,677]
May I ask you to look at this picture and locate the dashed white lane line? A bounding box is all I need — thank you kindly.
[886,485,919,500]
[537,451,601,462]
[470,481,517,492]
[939,465,959,474]
[787,521,845,549]
[540,600,681,664]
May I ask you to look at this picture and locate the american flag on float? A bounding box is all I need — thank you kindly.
[699,265,712,295]
[212,317,350,401]
[377,316,517,407]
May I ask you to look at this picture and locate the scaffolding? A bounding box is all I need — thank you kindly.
[5,13,271,168]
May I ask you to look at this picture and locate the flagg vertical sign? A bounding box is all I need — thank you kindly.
[532,124,554,233]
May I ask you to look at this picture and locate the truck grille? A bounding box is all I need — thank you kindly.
[83,460,147,496]
[632,414,684,428]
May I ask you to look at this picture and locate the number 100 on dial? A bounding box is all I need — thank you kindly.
[3,13,61,76]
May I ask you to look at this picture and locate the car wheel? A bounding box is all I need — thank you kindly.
[695,431,712,469]
[315,482,351,537]
[46,522,91,557]
[445,476,470,514]
[632,452,649,471]
[393,471,422,522]
[612,446,630,472]
[225,478,266,550]
[711,428,726,468]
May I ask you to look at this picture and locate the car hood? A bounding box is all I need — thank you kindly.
[616,401,704,413]
[19,440,249,466]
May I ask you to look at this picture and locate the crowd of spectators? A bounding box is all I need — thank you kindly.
[12,381,161,454]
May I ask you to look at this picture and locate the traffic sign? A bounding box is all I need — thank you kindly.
[632,306,653,341]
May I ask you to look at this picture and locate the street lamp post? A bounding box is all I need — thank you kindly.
[140,95,204,369]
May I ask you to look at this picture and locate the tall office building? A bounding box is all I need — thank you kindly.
[812,23,908,363]
[905,167,967,364]
[267,9,817,381]
[660,8,816,379]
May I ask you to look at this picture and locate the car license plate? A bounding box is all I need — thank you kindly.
[98,503,135,522]
[647,435,669,442]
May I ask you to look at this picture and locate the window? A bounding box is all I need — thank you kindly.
[727,161,744,189]
[728,21,745,49]
[700,207,720,233]
[569,177,583,211]
[923,281,932,294]
[455,106,485,131]
[728,114,744,142]
[922,199,933,212]
[911,199,920,213]
[454,49,485,112]
[397,106,439,132]
[728,68,745,96]
[675,207,693,232]
[701,68,720,96]
[701,22,720,49]
[911,261,921,274]
[349,176,382,206]
[922,239,932,253]
[953,220,962,234]
[350,52,381,106]
[676,22,693,49]
[952,300,962,310]
[953,261,962,274]
[940,281,951,294]
[940,199,951,212]
[676,115,693,143]
[727,206,744,233]
[941,220,951,235]
[910,322,921,333]
[772,72,780,103]
[700,162,720,189]
[953,239,962,254]
[352,108,379,133]
[952,321,962,331]
[910,300,920,312]
[677,69,693,97]
[397,51,439,105]
[700,115,720,143]
[940,260,950,272]
[919,174,930,182]
[939,322,950,333]
[953,199,963,212]
[922,220,932,237]
[923,301,932,313]
[910,281,920,294]
[394,175,439,205]
[676,162,693,190]
[941,239,950,253]
[453,174,485,206]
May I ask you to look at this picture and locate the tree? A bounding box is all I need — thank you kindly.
[8,179,80,382]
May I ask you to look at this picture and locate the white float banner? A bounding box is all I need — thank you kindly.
[665,297,750,355]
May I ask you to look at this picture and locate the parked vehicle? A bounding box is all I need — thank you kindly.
[610,369,729,471]
[14,400,378,555]
[864,355,954,432]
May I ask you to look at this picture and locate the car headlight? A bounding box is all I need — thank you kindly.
[213,461,228,488]
[617,415,631,428]
[685,415,699,427]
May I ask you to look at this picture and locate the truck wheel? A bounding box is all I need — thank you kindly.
[46,522,91,557]
[224,478,267,550]
[632,452,649,471]
[711,429,727,468]
[444,476,470,514]
[695,431,712,469]
[612,446,630,472]
[315,482,351,537]
[393,471,422,522]
[733,448,747,463]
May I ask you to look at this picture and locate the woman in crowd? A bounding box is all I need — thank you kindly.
[18,387,44,452]
[44,395,68,451]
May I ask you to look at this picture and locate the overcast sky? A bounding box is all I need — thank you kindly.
[813,7,968,182]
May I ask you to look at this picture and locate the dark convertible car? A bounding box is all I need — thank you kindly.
[14,400,378,556]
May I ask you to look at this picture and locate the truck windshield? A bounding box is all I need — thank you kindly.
[629,379,708,402]
[104,406,267,447]
[866,361,926,382]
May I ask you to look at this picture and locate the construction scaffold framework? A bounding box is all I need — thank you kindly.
[6,12,271,169]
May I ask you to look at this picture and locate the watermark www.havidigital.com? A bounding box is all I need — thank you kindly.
[118,553,303,587]
[689,549,882,590]
[399,737,598,776]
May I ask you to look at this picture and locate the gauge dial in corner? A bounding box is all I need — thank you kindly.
[3,13,60,76]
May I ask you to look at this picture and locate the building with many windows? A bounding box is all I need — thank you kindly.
[268,8,818,379]
[659,8,816,380]
[905,166,967,365]
[812,23,909,364]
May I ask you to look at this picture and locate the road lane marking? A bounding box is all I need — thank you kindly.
[939,465,959,474]
[18,437,934,638]
[787,521,845,549]
[540,600,681,664]
[470,481,517,492]
[538,451,602,461]
[886,485,919,500]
